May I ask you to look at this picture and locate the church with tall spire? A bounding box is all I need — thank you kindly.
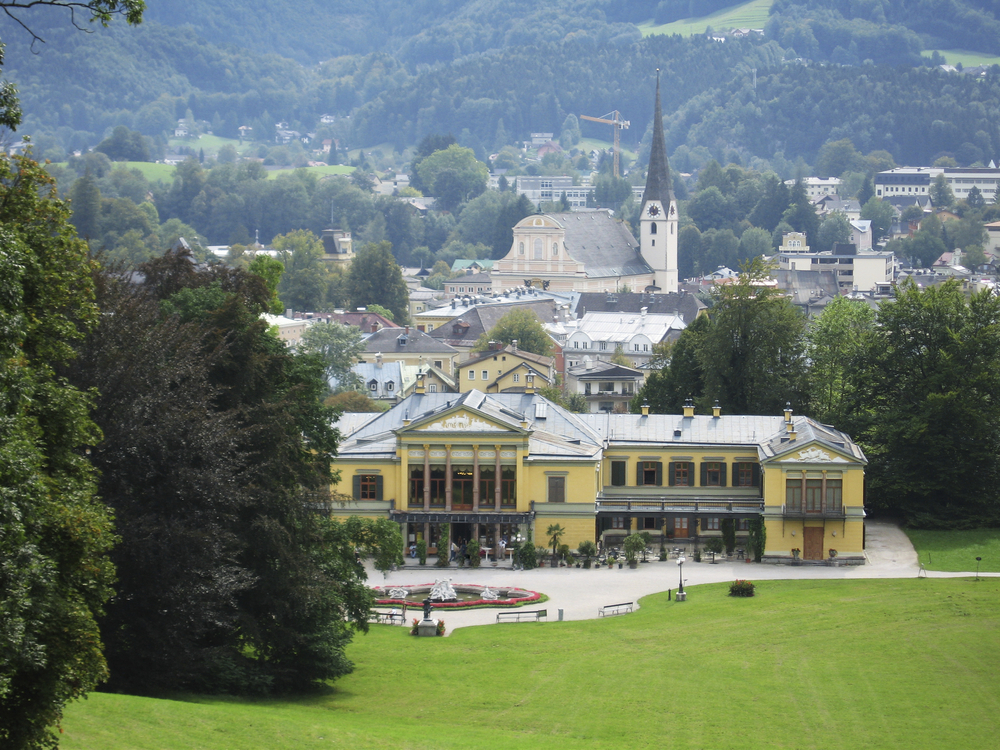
[639,71,678,293]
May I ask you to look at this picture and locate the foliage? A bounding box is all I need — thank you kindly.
[471,308,552,356]
[632,315,707,414]
[846,280,1000,527]
[274,229,330,312]
[435,523,450,567]
[704,537,724,555]
[414,144,488,212]
[577,539,597,565]
[698,258,807,414]
[729,579,755,597]
[860,196,895,244]
[416,539,427,565]
[94,125,150,162]
[299,321,365,390]
[517,540,537,570]
[546,524,565,560]
[805,296,876,425]
[721,518,736,556]
[350,516,404,578]
[0,153,115,750]
[324,390,388,413]
[747,518,766,563]
[344,241,410,325]
[623,533,647,563]
[467,538,480,568]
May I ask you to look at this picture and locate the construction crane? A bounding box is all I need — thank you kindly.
[580,110,630,178]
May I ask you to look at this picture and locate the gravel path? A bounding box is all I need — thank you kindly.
[366,521,995,632]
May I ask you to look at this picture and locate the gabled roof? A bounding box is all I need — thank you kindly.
[542,211,652,278]
[362,326,458,355]
[459,344,554,370]
[566,361,643,380]
[428,301,558,348]
[574,291,705,324]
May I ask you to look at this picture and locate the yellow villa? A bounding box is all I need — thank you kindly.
[330,390,867,564]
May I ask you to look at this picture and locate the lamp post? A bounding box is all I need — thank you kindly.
[676,556,687,601]
[976,556,982,581]
[514,532,524,570]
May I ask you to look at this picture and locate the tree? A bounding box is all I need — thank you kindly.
[94,125,149,162]
[298,321,364,391]
[0,154,116,750]
[471,308,552,356]
[698,258,807,414]
[344,241,410,324]
[815,138,863,178]
[816,212,852,253]
[415,145,487,210]
[631,317,708,415]
[860,197,895,244]
[546,524,565,563]
[805,296,876,425]
[930,173,954,207]
[247,254,284,314]
[967,185,986,209]
[274,229,329,312]
[782,179,820,248]
[848,281,1000,527]
[0,0,144,47]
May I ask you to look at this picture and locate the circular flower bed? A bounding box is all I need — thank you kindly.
[372,583,543,610]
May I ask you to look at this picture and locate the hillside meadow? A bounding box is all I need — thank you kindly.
[60,578,1000,749]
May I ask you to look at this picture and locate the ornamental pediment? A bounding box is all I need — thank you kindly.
[412,410,511,433]
[782,446,849,463]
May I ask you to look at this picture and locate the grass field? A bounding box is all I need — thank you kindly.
[639,0,772,38]
[905,528,1000,572]
[60,578,1000,750]
[922,49,1000,68]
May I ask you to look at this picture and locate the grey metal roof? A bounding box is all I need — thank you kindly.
[580,413,788,447]
[549,211,654,279]
[362,326,458,355]
[574,291,705,324]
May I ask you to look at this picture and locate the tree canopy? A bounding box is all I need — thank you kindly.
[471,308,553,356]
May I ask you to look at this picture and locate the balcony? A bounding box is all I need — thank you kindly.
[596,498,764,515]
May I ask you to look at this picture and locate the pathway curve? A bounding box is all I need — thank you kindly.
[366,521,993,632]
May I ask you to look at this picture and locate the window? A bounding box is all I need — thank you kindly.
[386,381,394,392]
[599,401,613,412]
[738,518,750,531]
[700,461,726,487]
[429,465,446,506]
[480,466,495,504]
[600,342,608,351]
[650,222,658,234]
[519,242,525,255]
[634,343,640,351]
[826,480,843,512]
[786,480,802,512]
[611,516,626,529]
[434,360,442,369]
[705,517,720,531]
[669,462,692,487]
[737,462,757,487]
[501,466,517,507]
[354,474,382,501]
[611,460,626,486]
[548,476,565,503]
[599,381,614,392]
[806,479,822,512]
[674,517,689,535]
[429,384,437,392]
[408,467,424,506]
[513,373,520,383]
[369,380,377,391]
[482,370,488,380]
[552,242,558,256]
[638,461,662,486]
[468,370,475,380]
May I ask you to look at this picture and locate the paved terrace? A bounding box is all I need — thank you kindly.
[364,522,997,632]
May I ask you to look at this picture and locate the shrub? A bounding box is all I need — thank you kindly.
[436,619,446,636]
[705,537,724,555]
[467,539,480,568]
[729,579,756,597]
[721,518,736,555]
[577,539,597,564]
[417,539,427,565]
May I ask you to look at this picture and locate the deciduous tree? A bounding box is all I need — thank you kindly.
[471,308,553,356]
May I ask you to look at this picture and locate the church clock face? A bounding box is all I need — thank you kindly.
[647,204,660,217]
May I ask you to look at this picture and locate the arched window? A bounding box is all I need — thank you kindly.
[518,242,525,254]
[552,242,558,255]
[650,223,658,235]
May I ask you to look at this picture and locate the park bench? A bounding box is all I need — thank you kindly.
[369,610,405,625]
[496,609,547,623]
[599,602,633,617]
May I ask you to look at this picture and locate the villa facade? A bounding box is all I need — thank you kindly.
[329,391,867,565]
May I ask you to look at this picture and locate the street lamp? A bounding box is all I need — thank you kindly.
[676,556,687,601]
[514,532,524,570]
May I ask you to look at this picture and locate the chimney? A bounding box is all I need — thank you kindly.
[784,401,793,429]
[713,400,721,418]
[405,325,410,336]
[641,401,649,417]
[375,352,383,369]
[640,306,648,316]
[512,339,518,351]
[683,396,695,418]
[415,371,425,394]
[526,373,535,394]
[403,410,411,426]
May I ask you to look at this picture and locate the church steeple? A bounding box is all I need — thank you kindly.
[642,70,672,204]
[639,69,678,295]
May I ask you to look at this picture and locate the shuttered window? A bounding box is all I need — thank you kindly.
[353,474,383,501]
[548,476,566,503]
[611,460,626,486]
[636,461,662,486]
[668,462,693,487]
[700,462,727,487]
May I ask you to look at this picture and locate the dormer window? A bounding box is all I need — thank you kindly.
[397,334,408,346]
[368,380,378,391]
[386,381,394,392]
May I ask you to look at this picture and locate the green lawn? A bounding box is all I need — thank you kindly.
[905,528,1000,572]
[265,164,355,179]
[60,578,1000,749]
[922,49,1000,67]
[639,0,773,37]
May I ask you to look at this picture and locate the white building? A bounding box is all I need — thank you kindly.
[875,166,1000,203]
[784,177,841,198]
[778,250,895,293]
[563,310,685,368]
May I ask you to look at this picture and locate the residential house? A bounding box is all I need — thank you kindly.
[359,325,460,376]
[563,309,686,369]
[329,394,867,563]
[565,359,643,413]
[455,344,556,394]
[444,271,494,297]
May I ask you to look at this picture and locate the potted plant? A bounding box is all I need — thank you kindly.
[624,533,646,569]
[416,539,427,566]
[547,524,566,568]
[829,548,838,559]
[578,540,596,568]
[705,537,724,563]
[791,548,801,560]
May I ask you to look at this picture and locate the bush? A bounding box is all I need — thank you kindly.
[705,537,724,555]
[729,579,756,597]
[519,543,537,570]
[577,539,597,564]
[417,539,427,565]
[467,539,480,568]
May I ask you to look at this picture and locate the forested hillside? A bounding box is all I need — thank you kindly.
[6,1,1000,173]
